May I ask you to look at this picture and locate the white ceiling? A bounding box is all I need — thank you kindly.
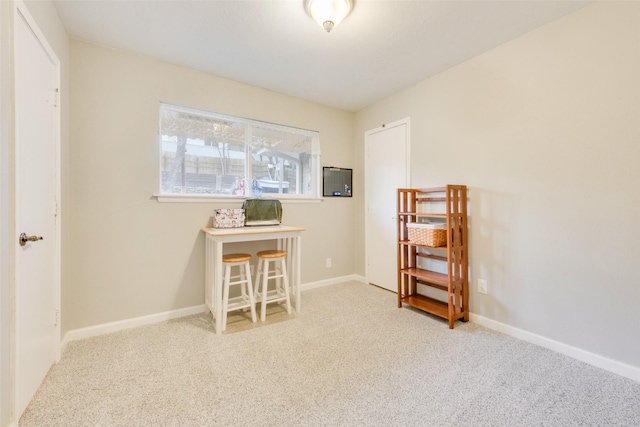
[52,0,592,112]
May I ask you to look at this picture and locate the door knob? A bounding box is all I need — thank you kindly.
[19,232,43,246]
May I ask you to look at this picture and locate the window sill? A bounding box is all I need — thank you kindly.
[153,194,322,204]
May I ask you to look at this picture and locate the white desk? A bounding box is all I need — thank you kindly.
[202,225,306,335]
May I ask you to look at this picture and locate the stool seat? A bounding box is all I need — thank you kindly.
[221,253,256,331]
[254,250,291,321]
[256,250,287,259]
[223,253,252,263]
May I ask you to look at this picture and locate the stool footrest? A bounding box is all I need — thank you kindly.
[227,296,254,311]
[255,289,289,303]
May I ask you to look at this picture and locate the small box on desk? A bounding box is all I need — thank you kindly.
[213,209,245,228]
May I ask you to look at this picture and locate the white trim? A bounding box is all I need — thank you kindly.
[0,2,13,426]
[154,194,322,204]
[300,274,366,291]
[470,313,640,383]
[58,285,639,391]
[61,305,208,354]
[60,276,368,352]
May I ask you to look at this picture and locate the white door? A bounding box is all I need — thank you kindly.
[364,118,409,292]
[14,3,60,418]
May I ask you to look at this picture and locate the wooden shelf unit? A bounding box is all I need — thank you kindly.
[397,186,469,328]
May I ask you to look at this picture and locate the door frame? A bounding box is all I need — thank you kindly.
[1,1,13,425]
[10,0,62,421]
[364,117,410,289]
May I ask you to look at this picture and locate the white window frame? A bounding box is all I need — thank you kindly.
[155,103,321,203]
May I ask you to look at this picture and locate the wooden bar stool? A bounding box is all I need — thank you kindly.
[254,250,291,321]
[221,253,257,331]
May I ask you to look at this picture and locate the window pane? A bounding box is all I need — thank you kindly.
[159,103,320,198]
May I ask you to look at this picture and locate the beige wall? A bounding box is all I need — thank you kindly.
[66,40,355,332]
[355,1,640,367]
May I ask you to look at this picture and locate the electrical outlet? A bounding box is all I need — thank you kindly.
[250,265,255,276]
[326,258,332,268]
[477,278,488,294]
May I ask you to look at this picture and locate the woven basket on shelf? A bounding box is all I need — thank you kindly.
[407,224,447,247]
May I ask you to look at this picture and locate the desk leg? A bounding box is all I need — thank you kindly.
[278,237,300,313]
[205,236,212,314]
[294,234,302,313]
[214,240,223,335]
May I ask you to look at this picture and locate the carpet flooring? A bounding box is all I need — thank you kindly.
[20,281,640,426]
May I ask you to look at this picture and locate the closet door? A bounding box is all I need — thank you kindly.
[364,118,409,292]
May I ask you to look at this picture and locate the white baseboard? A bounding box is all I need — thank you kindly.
[59,276,365,352]
[61,305,207,354]
[470,313,640,383]
[300,274,366,291]
[59,283,638,384]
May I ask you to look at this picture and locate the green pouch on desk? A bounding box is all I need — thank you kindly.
[242,199,282,226]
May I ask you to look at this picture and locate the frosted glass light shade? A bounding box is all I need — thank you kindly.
[305,0,353,32]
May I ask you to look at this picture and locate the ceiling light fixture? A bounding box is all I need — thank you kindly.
[305,0,353,33]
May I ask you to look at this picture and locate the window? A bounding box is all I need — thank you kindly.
[159,103,321,198]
